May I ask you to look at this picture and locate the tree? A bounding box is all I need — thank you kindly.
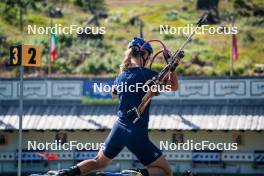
[0,0,37,31]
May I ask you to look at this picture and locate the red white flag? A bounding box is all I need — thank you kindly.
[36,153,58,160]
[232,34,238,62]
[50,26,58,62]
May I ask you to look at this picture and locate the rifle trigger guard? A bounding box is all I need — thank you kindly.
[132,107,141,124]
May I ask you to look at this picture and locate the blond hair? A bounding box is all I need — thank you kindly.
[120,48,133,73]
[120,46,148,73]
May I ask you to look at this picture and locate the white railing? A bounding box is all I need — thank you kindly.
[1,78,264,100]
[0,151,262,163]
[0,152,15,161]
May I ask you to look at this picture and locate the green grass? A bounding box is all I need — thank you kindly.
[0,0,263,77]
[82,97,118,105]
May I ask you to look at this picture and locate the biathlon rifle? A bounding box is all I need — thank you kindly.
[132,12,208,123]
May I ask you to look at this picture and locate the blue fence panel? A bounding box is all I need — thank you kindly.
[254,151,264,164]
[83,79,115,99]
[192,150,222,164]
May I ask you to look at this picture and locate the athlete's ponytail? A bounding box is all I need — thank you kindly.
[120,46,141,73]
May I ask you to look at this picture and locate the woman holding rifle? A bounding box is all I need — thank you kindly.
[55,37,179,176]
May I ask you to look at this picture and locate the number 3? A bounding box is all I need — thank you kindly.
[12,47,18,64]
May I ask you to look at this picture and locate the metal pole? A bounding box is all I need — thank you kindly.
[17,65,24,176]
[230,16,234,77]
[230,47,234,76]
[48,51,51,77]
[19,0,23,31]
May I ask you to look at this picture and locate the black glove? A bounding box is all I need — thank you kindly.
[170,50,184,72]
[48,166,81,176]
[178,50,185,59]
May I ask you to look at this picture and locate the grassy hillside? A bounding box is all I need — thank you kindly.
[0,0,263,77]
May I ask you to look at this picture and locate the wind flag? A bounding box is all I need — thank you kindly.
[50,26,58,62]
[36,153,58,160]
[232,34,238,62]
[37,152,58,170]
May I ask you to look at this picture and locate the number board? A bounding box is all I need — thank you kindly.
[10,45,22,66]
[9,45,41,67]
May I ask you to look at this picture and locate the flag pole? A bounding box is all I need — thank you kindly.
[48,49,51,77]
[230,16,234,77]
[48,18,53,77]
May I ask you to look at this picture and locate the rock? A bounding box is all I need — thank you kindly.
[97,11,108,19]
[77,28,103,41]
[108,15,121,23]
[88,11,108,26]
[253,64,264,76]
[181,6,188,11]
[185,54,213,68]
[206,8,220,24]
[128,16,141,26]
[253,5,264,17]
[234,0,252,10]
[234,0,264,17]
[48,7,63,18]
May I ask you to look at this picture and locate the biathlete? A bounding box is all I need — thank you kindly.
[54,37,180,176]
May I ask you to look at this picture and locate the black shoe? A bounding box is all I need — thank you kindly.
[182,170,197,176]
[123,169,147,176]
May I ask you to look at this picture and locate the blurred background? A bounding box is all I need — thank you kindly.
[0,0,264,77]
[0,0,264,175]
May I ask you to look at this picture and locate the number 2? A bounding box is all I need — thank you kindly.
[28,48,36,64]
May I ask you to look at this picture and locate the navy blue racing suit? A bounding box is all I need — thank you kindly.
[103,67,162,166]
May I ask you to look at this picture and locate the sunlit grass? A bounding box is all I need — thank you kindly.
[0,0,263,77]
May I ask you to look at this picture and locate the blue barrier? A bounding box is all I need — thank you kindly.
[83,79,114,99]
